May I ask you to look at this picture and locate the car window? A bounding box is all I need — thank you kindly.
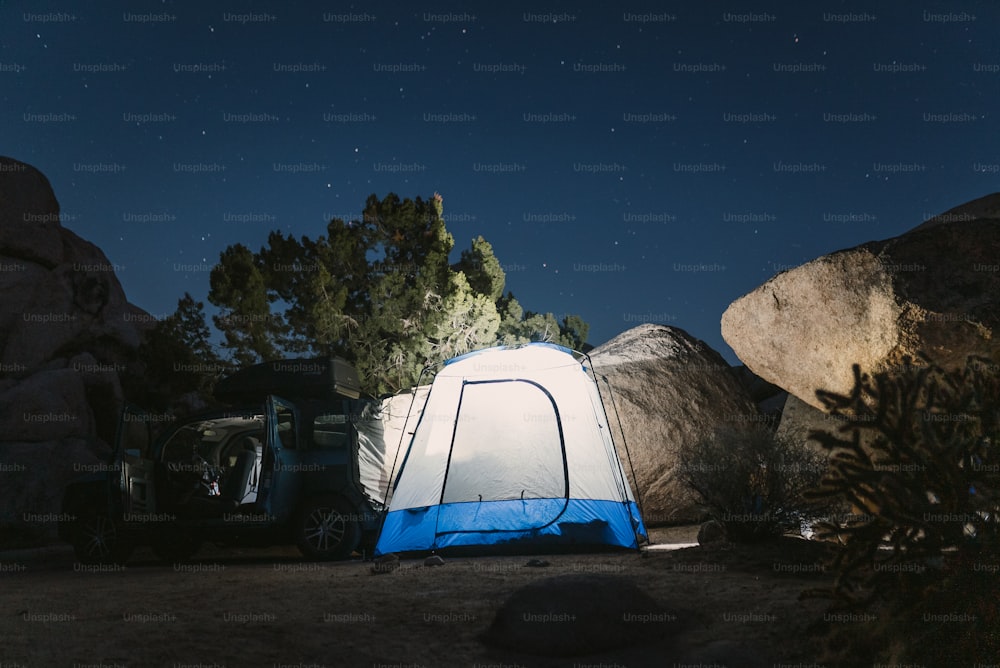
[160,423,204,463]
[275,404,297,450]
[313,413,349,449]
[160,416,264,464]
[121,415,153,460]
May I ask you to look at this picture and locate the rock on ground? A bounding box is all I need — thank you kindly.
[697,519,728,546]
[482,573,682,656]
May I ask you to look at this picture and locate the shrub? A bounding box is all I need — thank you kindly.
[806,355,1000,605]
[807,355,1000,665]
[678,424,831,541]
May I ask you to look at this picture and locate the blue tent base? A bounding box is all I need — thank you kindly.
[385,541,641,560]
[375,498,647,557]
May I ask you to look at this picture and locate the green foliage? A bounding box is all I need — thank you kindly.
[209,244,283,365]
[495,292,589,350]
[207,193,589,394]
[806,355,1000,607]
[677,424,831,542]
[125,293,230,410]
[558,313,590,351]
[455,235,505,302]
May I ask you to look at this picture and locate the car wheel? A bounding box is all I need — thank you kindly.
[295,495,360,561]
[151,530,202,563]
[72,512,134,565]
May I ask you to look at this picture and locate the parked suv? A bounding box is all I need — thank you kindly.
[58,358,384,564]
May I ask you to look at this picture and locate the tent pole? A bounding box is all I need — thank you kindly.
[596,368,647,526]
[578,348,647,545]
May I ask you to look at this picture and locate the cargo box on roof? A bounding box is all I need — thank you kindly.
[213,357,362,403]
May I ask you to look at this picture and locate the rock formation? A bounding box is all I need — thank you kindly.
[0,156,150,542]
[589,324,760,525]
[732,364,787,424]
[722,193,1000,410]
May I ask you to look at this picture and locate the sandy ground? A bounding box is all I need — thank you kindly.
[0,526,846,668]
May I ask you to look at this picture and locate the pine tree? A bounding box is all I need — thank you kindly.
[208,244,283,365]
[455,235,505,302]
[126,293,228,410]
[206,193,590,395]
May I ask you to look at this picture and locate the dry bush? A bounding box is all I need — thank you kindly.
[678,424,831,542]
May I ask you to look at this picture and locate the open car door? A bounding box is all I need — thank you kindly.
[116,404,157,520]
[260,395,303,520]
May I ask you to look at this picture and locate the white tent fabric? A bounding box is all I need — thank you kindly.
[356,386,429,507]
[375,343,646,555]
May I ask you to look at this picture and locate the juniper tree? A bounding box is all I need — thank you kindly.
[207,193,590,394]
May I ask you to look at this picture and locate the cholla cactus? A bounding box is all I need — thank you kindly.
[807,354,1000,605]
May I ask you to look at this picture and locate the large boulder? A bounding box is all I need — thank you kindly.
[0,369,94,443]
[0,156,149,543]
[732,364,787,425]
[0,439,105,531]
[589,324,760,525]
[0,156,64,266]
[775,394,834,444]
[722,193,1000,410]
[1,228,144,370]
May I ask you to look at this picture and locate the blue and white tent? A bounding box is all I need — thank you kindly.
[374,343,647,556]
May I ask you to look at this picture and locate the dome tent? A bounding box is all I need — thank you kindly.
[374,343,647,556]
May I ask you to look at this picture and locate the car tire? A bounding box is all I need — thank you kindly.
[72,511,134,565]
[295,495,360,561]
[151,529,202,563]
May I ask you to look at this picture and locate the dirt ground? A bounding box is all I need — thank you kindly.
[0,526,851,668]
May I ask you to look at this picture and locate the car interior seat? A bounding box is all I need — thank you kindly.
[220,436,260,510]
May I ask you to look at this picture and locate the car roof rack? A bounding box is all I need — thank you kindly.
[213,357,362,404]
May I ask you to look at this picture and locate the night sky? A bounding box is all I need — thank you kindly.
[4,0,999,363]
